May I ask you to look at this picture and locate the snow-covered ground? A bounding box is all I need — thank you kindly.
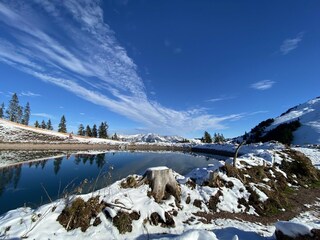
[1,143,319,240]
[293,146,320,169]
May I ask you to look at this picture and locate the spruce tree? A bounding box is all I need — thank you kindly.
[17,106,23,124]
[58,115,67,133]
[0,103,4,118]
[213,133,225,143]
[34,120,40,128]
[112,133,118,140]
[6,93,20,122]
[47,119,53,130]
[202,131,212,143]
[77,124,85,136]
[41,120,47,129]
[22,102,31,125]
[86,125,92,137]
[98,122,108,138]
[92,124,97,138]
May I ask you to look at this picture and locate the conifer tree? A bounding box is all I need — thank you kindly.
[34,120,40,128]
[92,124,97,138]
[22,102,30,125]
[77,124,85,136]
[17,106,23,123]
[98,121,108,138]
[202,131,212,143]
[112,133,118,140]
[86,125,92,137]
[58,115,67,133]
[0,103,4,118]
[6,93,20,122]
[213,133,225,143]
[41,120,47,129]
[47,119,53,130]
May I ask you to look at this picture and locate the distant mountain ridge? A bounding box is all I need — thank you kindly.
[243,97,320,145]
[118,133,187,143]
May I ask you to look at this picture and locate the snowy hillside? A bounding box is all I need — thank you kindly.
[0,118,118,144]
[269,97,320,145]
[119,133,187,143]
[241,97,320,145]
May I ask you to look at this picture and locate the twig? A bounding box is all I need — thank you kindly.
[92,168,104,196]
[41,183,52,203]
[143,223,150,240]
[106,202,131,211]
[66,212,74,231]
[21,203,56,238]
[62,177,78,198]
[58,179,62,198]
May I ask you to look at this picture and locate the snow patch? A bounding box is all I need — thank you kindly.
[275,221,313,237]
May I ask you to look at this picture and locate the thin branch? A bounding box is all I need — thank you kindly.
[41,183,52,203]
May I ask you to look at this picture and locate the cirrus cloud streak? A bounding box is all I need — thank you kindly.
[0,0,242,135]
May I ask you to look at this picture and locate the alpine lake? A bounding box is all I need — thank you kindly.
[0,150,228,215]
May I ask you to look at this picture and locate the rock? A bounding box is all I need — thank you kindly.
[186,195,191,204]
[193,199,202,209]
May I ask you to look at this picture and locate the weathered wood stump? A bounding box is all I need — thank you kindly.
[207,171,223,187]
[141,166,181,203]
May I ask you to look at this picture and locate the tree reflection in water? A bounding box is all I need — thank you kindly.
[0,165,22,196]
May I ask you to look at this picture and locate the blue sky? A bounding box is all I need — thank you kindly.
[0,0,319,138]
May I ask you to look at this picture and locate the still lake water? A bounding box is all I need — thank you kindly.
[0,151,225,215]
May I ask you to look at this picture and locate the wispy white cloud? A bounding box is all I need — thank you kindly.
[206,96,235,103]
[20,91,41,97]
[0,1,242,135]
[280,32,303,55]
[247,110,269,116]
[32,113,54,119]
[250,80,275,90]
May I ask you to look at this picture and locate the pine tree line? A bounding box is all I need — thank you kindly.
[34,119,53,130]
[77,122,108,138]
[0,93,30,125]
[34,115,67,133]
[201,131,225,143]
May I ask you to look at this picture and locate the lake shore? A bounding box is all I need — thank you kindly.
[0,142,190,151]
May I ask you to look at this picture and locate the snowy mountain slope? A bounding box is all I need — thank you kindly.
[0,118,118,144]
[268,97,320,145]
[119,133,186,143]
[241,97,320,145]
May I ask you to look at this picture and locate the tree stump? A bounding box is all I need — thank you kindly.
[141,167,181,203]
[207,171,223,187]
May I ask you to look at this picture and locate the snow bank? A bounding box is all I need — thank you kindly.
[275,221,313,238]
[293,147,320,169]
[158,229,218,240]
